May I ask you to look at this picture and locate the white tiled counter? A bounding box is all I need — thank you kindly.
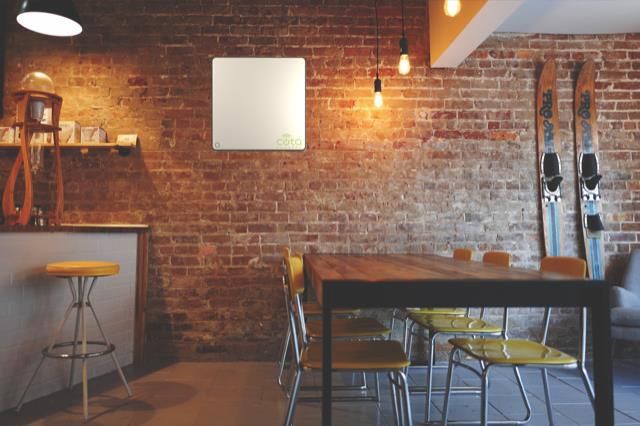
[0,224,149,411]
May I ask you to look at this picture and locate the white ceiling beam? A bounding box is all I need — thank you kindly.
[430,0,524,68]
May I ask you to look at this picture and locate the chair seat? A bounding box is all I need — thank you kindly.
[612,307,640,328]
[410,314,502,334]
[306,317,390,339]
[46,261,120,277]
[302,340,410,370]
[449,338,577,366]
[303,302,357,316]
[405,307,466,316]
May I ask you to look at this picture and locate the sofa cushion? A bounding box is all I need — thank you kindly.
[612,307,640,328]
[612,286,640,308]
[612,325,640,342]
[622,250,640,295]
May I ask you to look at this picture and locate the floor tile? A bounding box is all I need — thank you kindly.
[1,359,638,425]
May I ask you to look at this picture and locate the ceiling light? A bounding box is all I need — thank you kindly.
[398,0,410,75]
[17,0,82,37]
[443,0,462,18]
[374,0,383,108]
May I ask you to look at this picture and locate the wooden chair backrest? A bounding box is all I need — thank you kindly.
[540,256,587,278]
[453,248,473,261]
[482,251,511,267]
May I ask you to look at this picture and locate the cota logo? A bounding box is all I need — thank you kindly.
[276,133,303,149]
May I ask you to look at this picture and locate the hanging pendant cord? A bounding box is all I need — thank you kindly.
[375,0,380,78]
[401,0,406,38]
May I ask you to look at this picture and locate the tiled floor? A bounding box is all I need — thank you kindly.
[1,358,639,425]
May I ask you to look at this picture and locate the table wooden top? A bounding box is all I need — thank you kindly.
[304,254,590,305]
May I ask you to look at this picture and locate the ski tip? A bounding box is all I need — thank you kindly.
[541,58,556,72]
[579,59,596,78]
[538,59,557,88]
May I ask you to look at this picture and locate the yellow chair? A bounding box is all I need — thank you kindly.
[441,256,595,425]
[402,249,473,315]
[276,249,359,389]
[406,251,511,423]
[279,249,391,400]
[390,249,474,353]
[282,251,412,426]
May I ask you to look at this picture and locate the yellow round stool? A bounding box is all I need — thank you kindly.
[16,261,132,421]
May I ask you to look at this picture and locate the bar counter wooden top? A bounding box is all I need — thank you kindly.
[0,223,149,233]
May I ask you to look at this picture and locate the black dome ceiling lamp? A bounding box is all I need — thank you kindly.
[17,0,82,37]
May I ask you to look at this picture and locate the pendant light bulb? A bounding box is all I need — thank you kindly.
[398,37,410,75]
[374,78,383,108]
[443,0,462,17]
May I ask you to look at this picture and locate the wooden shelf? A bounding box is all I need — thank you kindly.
[0,142,136,154]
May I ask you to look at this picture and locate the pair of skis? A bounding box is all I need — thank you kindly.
[536,59,605,279]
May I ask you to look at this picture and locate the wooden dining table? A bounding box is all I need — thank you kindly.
[303,253,613,426]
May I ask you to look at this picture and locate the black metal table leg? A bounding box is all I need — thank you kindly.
[591,286,614,426]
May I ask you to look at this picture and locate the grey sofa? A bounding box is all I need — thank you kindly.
[612,250,640,342]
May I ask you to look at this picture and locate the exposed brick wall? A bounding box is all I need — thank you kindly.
[1,0,639,359]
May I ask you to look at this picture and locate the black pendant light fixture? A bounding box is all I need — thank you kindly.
[398,0,410,75]
[373,0,383,108]
[16,0,82,37]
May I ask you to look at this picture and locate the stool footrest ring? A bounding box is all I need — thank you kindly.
[42,341,116,359]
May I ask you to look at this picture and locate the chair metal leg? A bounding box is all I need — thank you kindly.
[16,289,77,412]
[481,366,490,426]
[404,321,415,376]
[579,365,595,405]
[441,348,457,425]
[374,372,381,404]
[277,326,291,388]
[284,368,303,426]
[513,366,532,423]
[541,369,554,426]
[390,309,397,341]
[398,371,413,426]
[425,331,437,423]
[389,371,401,426]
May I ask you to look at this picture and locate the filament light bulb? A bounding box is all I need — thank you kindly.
[374,91,383,108]
[398,54,410,75]
[443,0,461,17]
[398,37,410,75]
[373,78,383,108]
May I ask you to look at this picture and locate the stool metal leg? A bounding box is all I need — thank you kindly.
[68,277,81,390]
[16,279,78,412]
[87,276,133,396]
[80,277,89,421]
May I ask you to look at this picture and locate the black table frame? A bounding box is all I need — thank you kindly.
[315,274,613,425]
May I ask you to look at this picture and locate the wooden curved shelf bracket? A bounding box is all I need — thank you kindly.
[2,90,64,226]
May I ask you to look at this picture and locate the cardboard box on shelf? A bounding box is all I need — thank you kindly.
[30,132,53,144]
[81,127,107,144]
[0,127,16,143]
[59,121,81,144]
